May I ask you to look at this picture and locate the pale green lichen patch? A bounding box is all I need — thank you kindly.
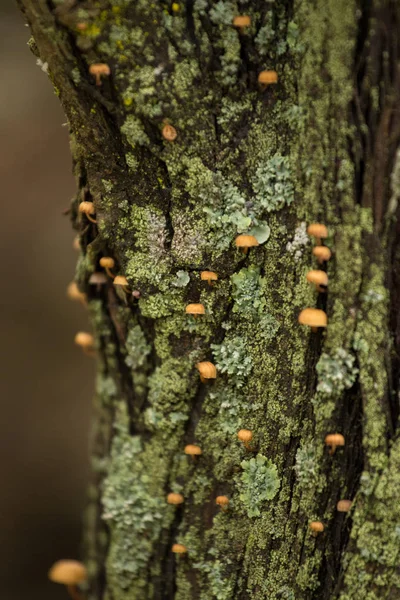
[238,454,280,518]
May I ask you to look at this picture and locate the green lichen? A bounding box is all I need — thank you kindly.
[252,154,295,213]
[239,454,280,518]
[316,348,358,396]
[211,335,253,386]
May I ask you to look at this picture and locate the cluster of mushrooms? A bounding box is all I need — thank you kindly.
[52,14,350,595]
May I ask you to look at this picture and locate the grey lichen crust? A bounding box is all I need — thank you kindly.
[18,0,400,599]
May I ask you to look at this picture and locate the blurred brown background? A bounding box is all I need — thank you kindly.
[0,2,93,599]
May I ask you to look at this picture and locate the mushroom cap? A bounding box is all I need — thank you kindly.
[307,223,328,239]
[185,303,205,315]
[238,429,253,442]
[79,201,95,215]
[200,271,218,282]
[100,257,115,269]
[67,282,86,302]
[167,492,184,505]
[89,272,108,285]
[113,275,129,287]
[306,270,328,287]
[235,234,259,248]
[313,246,332,262]
[74,332,94,348]
[184,444,202,456]
[216,495,229,506]
[162,124,177,141]
[196,361,217,379]
[325,433,345,447]
[233,15,251,27]
[172,543,187,554]
[48,560,87,585]
[89,63,111,76]
[298,308,328,328]
[258,70,278,84]
[337,499,352,513]
[309,521,324,532]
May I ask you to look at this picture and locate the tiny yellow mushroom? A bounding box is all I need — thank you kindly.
[185,303,205,317]
[337,499,352,513]
[235,234,259,254]
[74,332,95,357]
[237,429,253,450]
[216,495,229,510]
[79,201,96,224]
[48,559,87,600]
[172,543,187,554]
[258,70,278,88]
[200,271,218,286]
[307,223,328,245]
[325,433,345,455]
[113,275,130,294]
[162,123,177,141]
[100,256,115,278]
[298,308,328,332]
[67,282,86,306]
[184,444,202,459]
[167,492,184,505]
[309,521,324,536]
[89,63,111,86]
[313,246,332,264]
[196,361,217,383]
[306,270,328,293]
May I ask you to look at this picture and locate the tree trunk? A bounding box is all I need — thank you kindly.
[17,0,400,598]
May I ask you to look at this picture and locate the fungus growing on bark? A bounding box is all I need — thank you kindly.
[325,433,345,455]
[167,493,184,505]
[337,499,352,512]
[258,70,278,88]
[307,223,328,245]
[306,270,328,292]
[67,282,86,306]
[216,495,229,510]
[89,272,107,292]
[79,201,96,224]
[89,63,110,86]
[196,361,217,383]
[74,332,95,356]
[298,308,328,332]
[99,256,115,278]
[172,543,187,554]
[233,15,251,32]
[313,245,332,264]
[200,271,218,286]
[238,429,253,450]
[113,275,130,294]
[48,559,87,600]
[184,444,202,458]
[185,303,205,317]
[309,521,324,535]
[235,234,259,254]
[162,123,177,141]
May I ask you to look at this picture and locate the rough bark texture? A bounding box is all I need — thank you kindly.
[17,0,400,598]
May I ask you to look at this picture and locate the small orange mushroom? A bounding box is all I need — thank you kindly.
[67,282,87,306]
[89,63,111,86]
[48,559,87,600]
[113,275,130,294]
[167,493,184,505]
[306,270,328,292]
[79,201,97,224]
[313,246,332,264]
[238,429,253,450]
[185,303,205,317]
[309,521,324,535]
[298,308,328,332]
[258,70,278,88]
[184,444,202,458]
[100,256,115,278]
[307,223,328,245]
[196,361,217,383]
[337,499,352,513]
[233,15,251,31]
[325,433,345,455]
[172,543,187,554]
[216,495,229,510]
[200,271,218,286]
[235,234,259,254]
[74,332,95,356]
[162,124,177,141]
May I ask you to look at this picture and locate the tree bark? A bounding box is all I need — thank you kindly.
[17,0,400,598]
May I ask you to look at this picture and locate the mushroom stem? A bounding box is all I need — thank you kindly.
[317,285,327,293]
[329,444,337,456]
[311,326,318,333]
[200,375,206,383]
[105,267,115,278]
[94,74,101,86]
[67,585,84,600]
[83,347,96,358]
[86,214,97,224]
